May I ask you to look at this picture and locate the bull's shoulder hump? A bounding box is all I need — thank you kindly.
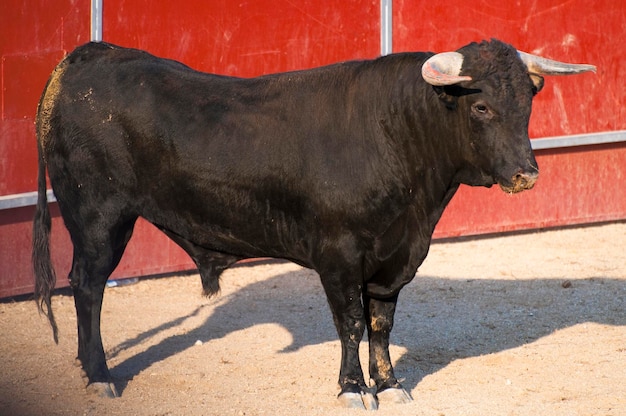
[64,43,179,73]
[67,42,152,63]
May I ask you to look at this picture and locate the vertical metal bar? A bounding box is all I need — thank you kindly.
[91,0,103,42]
[380,0,392,55]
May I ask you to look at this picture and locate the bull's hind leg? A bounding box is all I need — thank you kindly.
[66,215,137,398]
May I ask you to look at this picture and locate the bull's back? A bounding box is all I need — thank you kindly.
[39,43,265,194]
[37,42,410,261]
[41,42,342,178]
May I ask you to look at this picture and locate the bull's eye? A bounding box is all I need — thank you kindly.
[471,102,493,119]
[473,103,488,114]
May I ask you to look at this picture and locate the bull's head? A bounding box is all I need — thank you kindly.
[421,40,595,194]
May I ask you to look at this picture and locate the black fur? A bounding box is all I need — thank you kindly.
[33,39,540,403]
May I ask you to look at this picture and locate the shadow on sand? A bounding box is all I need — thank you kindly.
[106,260,625,395]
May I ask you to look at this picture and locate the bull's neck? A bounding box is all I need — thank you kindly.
[359,54,465,227]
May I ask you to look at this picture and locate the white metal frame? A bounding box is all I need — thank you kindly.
[91,0,103,41]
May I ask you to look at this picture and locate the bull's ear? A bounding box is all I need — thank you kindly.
[530,74,544,94]
[422,52,472,86]
[433,86,458,110]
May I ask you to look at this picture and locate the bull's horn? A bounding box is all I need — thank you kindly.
[518,51,596,75]
[422,52,473,86]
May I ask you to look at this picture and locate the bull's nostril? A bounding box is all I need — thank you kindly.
[512,170,538,191]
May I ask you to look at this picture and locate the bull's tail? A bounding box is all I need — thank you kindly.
[32,119,59,344]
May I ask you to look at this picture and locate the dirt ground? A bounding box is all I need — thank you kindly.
[1,222,625,416]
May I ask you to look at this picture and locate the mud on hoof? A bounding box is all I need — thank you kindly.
[87,382,119,398]
[338,391,378,410]
[376,386,413,404]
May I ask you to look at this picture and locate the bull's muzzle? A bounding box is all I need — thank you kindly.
[500,169,539,194]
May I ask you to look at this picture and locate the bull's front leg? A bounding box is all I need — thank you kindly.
[319,273,378,410]
[365,294,413,404]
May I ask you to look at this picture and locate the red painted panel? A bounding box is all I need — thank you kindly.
[1,0,89,195]
[0,206,39,298]
[1,0,382,298]
[0,208,196,298]
[0,120,36,195]
[103,0,380,76]
[1,1,625,299]
[434,144,626,238]
[3,51,67,119]
[393,0,626,238]
[112,218,195,279]
[0,0,89,297]
[1,52,65,194]
[0,0,88,55]
[393,0,624,137]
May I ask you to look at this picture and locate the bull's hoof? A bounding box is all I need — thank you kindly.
[338,391,378,410]
[376,386,413,404]
[87,382,119,398]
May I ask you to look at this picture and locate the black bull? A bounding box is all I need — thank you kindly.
[33,39,594,409]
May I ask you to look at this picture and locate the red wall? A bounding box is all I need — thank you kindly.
[391,0,626,238]
[393,0,626,237]
[1,1,89,297]
[1,1,89,195]
[103,1,380,75]
[394,0,623,137]
[1,1,624,297]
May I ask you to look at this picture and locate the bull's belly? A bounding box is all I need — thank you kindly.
[145,208,315,266]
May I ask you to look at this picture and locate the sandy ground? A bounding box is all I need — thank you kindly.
[1,222,625,416]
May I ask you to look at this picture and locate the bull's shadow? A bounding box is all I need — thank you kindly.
[108,261,337,392]
[108,260,626,395]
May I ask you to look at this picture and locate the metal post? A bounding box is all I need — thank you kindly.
[380,0,392,55]
[91,0,103,42]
